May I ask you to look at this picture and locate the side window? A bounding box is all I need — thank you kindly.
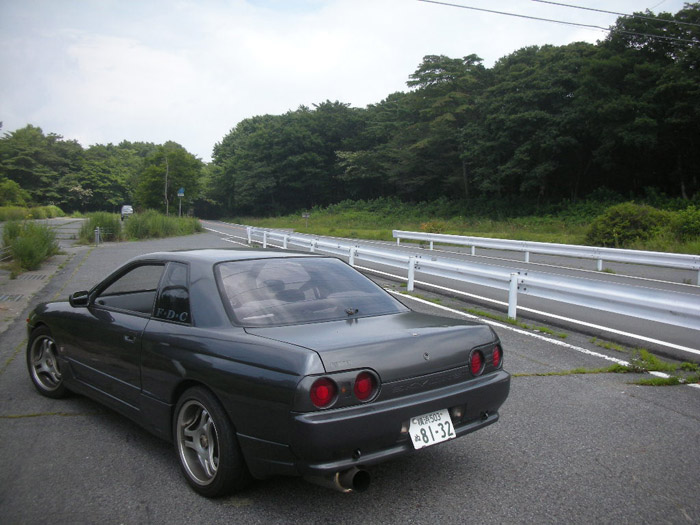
[154,262,191,324]
[95,264,165,314]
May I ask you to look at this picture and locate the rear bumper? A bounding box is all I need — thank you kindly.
[240,369,510,479]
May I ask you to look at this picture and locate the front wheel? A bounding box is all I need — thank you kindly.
[27,326,67,398]
[174,386,251,498]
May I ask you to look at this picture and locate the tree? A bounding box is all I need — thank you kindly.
[134,142,203,214]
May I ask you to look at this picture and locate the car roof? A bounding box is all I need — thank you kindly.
[130,248,319,265]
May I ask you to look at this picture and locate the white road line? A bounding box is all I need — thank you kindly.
[203,226,249,246]
[221,238,248,246]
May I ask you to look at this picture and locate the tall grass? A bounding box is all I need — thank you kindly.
[79,212,124,243]
[2,221,59,272]
[124,210,203,239]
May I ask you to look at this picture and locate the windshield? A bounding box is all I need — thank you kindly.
[216,257,407,327]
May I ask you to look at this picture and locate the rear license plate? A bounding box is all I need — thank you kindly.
[409,409,456,449]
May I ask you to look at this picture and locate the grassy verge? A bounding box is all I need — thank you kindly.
[224,198,699,254]
[1,221,59,275]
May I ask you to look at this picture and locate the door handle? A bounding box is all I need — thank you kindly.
[124,335,136,343]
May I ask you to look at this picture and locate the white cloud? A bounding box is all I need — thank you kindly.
[0,0,689,161]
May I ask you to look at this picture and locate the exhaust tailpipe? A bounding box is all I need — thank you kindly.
[305,467,371,493]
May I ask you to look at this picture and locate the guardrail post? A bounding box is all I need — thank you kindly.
[349,248,355,266]
[697,269,700,286]
[525,251,530,263]
[310,240,316,253]
[407,257,416,292]
[429,241,434,250]
[471,246,476,256]
[262,232,267,249]
[94,227,100,245]
[283,235,288,249]
[397,237,401,246]
[508,273,518,320]
[597,259,603,272]
[247,227,252,244]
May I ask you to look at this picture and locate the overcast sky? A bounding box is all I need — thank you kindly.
[0,0,689,161]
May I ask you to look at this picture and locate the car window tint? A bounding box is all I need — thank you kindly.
[216,257,407,327]
[154,262,191,324]
[95,264,164,314]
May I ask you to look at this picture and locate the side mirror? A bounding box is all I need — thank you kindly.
[69,291,90,307]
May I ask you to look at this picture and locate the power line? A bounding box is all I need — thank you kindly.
[417,0,700,46]
[531,0,700,29]
[418,0,610,32]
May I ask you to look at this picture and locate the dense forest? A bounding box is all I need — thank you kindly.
[1,4,699,218]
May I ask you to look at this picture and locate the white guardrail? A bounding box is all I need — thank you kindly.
[393,230,700,285]
[247,228,700,332]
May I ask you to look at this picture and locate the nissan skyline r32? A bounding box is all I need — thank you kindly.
[26,249,511,497]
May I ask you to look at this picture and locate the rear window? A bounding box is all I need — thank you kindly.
[216,257,407,327]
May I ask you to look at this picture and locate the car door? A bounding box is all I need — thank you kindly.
[67,263,165,412]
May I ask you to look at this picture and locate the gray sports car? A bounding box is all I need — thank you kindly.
[26,249,510,497]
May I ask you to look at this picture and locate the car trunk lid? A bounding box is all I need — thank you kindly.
[245,312,496,382]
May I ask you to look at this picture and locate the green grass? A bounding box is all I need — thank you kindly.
[590,338,625,352]
[632,376,683,386]
[225,198,699,254]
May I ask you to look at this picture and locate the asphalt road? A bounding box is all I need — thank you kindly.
[203,221,700,362]
[0,229,698,524]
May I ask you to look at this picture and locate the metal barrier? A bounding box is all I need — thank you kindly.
[0,245,11,262]
[247,227,700,331]
[393,230,700,285]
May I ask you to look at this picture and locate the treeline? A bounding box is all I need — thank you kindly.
[1,4,698,218]
[210,3,700,215]
[0,127,204,214]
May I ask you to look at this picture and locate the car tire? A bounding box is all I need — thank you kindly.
[174,386,251,498]
[27,326,68,399]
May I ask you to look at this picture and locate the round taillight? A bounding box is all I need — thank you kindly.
[493,345,502,368]
[354,372,375,401]
[470,351,484,376]
[310,378,337,408]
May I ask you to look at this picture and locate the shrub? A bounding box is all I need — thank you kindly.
[671,206,700,242]
[0,205,66,221]
[0,206,30,221]
[585,202,668,248]
[79,212,124,243]
[4,222,59,271]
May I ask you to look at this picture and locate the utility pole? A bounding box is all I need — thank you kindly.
[164,156,169,216]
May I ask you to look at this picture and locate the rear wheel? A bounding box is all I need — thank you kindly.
[27,326,67,398]
[174,386,251,498]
